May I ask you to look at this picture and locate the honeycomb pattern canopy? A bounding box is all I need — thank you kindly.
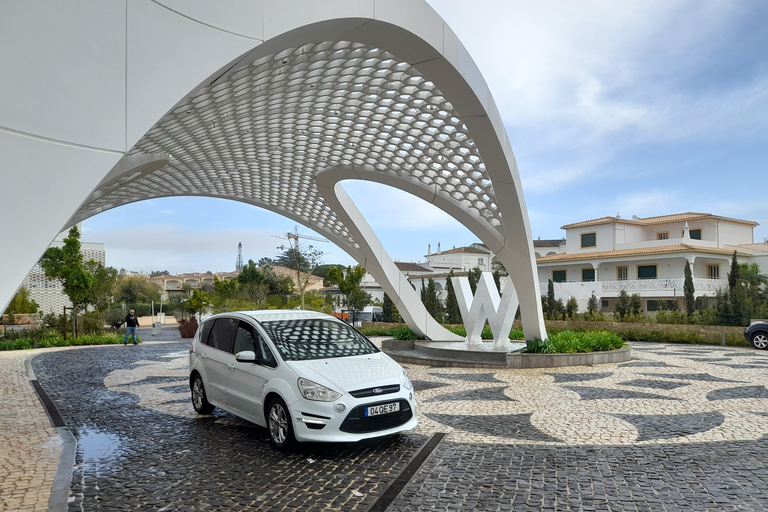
[0,1,547,342]
[74,40,500,251]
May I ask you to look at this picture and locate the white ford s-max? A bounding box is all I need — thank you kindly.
[189,310,417,449]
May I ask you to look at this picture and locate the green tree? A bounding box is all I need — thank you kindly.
[186,289,212,320]
[492,270,502,293]
[423,278,442,320]
[3,287,39,316]
[614,289,630,319]
[728,251,740,290]
[276,240,325,309]
[739,262,768,287]
[84,262,118,313]
[382,293,401,323]
[587,293,599,314]
[326,266,371,322]
[683,261,695,313]
[149,270,170,277]
[546,279,556,314]
[467,267,482,294]
[629,293,642,316]
[114,275,161,304]
[444,270,462,324]
[565,296,578,319]
[39,226,93,336]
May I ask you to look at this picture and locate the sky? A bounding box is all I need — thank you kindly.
[82,0,768,275]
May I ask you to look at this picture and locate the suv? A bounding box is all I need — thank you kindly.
[189,310,417,448]
[744,321,768,350]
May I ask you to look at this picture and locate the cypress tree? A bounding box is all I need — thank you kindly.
[444,270,462,324]
[382,293,398,323]
[728,251,740,290]
[683,261,695,313]
[423,278,442,319]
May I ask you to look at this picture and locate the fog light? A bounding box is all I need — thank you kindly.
[334,403,346,413]
[409,393,413,401]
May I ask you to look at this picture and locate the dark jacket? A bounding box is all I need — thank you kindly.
[125,314,140,327]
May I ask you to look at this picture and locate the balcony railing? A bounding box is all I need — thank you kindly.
[540,278,728,295]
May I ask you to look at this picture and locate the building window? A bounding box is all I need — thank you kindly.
[707,264,720,279]
[637,265,657,280]
[478,258,484,266]
[617,266,628,281]
[646,300,658,312]
[552,270,567,283]
[601,299,609,309]
[683,228,702,240]
[581,232,597,248]
[582,268,595,282]
[657,232,669,240]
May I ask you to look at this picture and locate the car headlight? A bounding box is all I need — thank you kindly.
[298,378,342,402]
[402,369,413,390]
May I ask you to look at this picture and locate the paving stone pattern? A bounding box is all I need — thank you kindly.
[25,336,768,511]
[31,340,426,511]
[389,439,768,512]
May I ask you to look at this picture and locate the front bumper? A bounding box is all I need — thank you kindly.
[289,391,418,443]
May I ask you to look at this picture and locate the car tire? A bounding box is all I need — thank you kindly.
[750,331,768,350]
[191,374,215,414]
[267,396,295,449]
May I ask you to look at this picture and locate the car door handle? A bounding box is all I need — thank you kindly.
[228,363,236,371]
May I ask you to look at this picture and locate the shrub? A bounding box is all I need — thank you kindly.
[0,332,132,351]
[178,317,199,338]
[391,326,418,340]
[104,309,126,329]
[526,331,624,354]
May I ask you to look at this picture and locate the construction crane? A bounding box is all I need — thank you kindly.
[274,226,328,310]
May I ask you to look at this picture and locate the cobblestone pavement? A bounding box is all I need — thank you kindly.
[0,349,63,512]
[22,331,768,510]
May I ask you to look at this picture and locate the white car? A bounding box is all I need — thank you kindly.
[188,310,417,448]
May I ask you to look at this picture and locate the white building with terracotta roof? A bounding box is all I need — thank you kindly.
[536,212,768,312]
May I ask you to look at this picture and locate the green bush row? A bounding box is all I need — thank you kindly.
[526,331,625,354]
[0,332,139,351]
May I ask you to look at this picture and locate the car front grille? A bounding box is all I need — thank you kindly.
[348,384,400,398]
[339,399,412,434]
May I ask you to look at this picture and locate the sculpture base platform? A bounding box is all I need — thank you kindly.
[382,339,632,369]
[382,339,525,369]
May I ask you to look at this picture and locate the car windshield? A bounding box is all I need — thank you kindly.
[261,319,379,361]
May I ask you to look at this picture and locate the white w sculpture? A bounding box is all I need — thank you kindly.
[453,272,519,348]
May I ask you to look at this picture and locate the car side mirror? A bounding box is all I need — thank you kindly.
[235,350,257,363]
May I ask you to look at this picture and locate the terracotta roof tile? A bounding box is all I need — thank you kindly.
[395,262,432,272]
[561,212,758,229]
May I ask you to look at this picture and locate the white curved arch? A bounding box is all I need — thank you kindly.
[0,0,546,341]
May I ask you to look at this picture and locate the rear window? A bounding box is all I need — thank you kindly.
[261,319,379,361]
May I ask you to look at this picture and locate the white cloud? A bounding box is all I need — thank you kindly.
[610,190,679,218]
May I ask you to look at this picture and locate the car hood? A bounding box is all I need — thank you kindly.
[285,352,403,394]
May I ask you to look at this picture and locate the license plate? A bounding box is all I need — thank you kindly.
[365,402,399,417]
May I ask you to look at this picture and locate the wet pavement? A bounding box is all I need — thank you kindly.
[21,328,768,510]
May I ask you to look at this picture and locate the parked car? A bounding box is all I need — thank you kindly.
[744,321,768,350]
[189,310,417,449]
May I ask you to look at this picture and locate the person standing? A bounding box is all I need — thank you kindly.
[124,309,140,345]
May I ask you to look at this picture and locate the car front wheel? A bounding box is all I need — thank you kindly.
[191,374,215,414]
[750,331,768,350]
[267,397,295,449]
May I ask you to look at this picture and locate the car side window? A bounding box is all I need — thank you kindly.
[233,321,256,355]
[199,320,214,346]
[256,334,278,368]
[209,318,238,354]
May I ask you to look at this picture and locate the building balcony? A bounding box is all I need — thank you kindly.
[540,278,728,299]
